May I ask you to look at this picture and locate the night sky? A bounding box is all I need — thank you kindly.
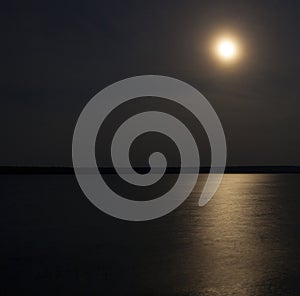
[1,0,300,166]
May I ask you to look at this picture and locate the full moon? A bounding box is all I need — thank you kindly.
[216,38,238,61]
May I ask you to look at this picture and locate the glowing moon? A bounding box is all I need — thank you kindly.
[218,40,236,58]
[214,37,239,62]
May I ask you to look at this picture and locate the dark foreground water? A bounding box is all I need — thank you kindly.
[1,174,300,295]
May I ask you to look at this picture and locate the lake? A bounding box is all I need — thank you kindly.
[1,174,300,295]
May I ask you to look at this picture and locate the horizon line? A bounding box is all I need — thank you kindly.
[0,165,300,174]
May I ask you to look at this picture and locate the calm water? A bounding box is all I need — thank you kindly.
[1,174,300,295]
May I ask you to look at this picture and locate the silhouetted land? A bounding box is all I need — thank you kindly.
[0,166,300,174]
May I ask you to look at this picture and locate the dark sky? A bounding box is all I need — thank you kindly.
[1,0,300,166]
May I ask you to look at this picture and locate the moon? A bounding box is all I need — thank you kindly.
[214,37,239,62]
[218,40,236,58]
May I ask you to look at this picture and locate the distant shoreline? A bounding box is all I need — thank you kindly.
[0,166,300,174]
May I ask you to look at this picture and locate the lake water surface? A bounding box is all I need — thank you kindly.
[1,174,300,295]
